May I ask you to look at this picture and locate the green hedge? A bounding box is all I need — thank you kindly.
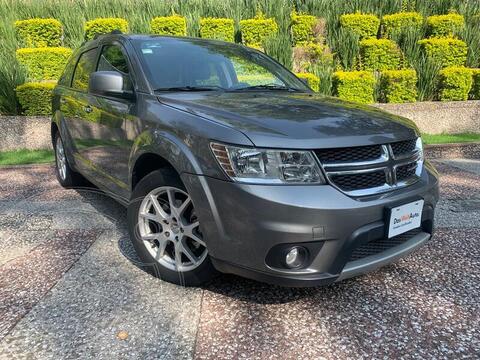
[359,38,402,70]
[418,38,467,67]
[16,81,56,116]
[339,13,380,39]
[296,72,320,91]
[426,13,464,38]
[333,71,376,103]
[382,12,423,38]
[438,67,473,101]
[240,14,278,48]
[84,18,128,40]
[379,69,417,103]
[14,18,63,48]
[16,47,72,81]
[150,15,187,36]
[291,12,317,45]
[292,42,333,71]
[199,18,234,42]
[470,69,480,100]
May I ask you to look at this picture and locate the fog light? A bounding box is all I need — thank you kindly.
[285,246,306,268]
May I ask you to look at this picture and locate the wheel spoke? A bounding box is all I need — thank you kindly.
[149,194,170,219]
[139,212,160,223]
[155,239,168,260]
[174,243,183,270]
[179,240,197,263]
[141,233,160,241]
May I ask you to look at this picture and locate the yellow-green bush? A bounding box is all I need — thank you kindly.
[150,15,187,36]
[16,81,56,116]
[379,69,417,103]
[296,72,320,91]
[240,13,278,48]
[84,18,128,40]
[470,69,480,100]
[426,13,464,38]
[418,38,467,67]
[333,71,376,103]
[292,43,333,72]
[382,12,423,37]
[438,67,473,101]
[339,13,380,39]
[291,12,317,45]
[16,47,72,80]
[199,18,234,42]
[359,38,402,70]
[14,18,63,48]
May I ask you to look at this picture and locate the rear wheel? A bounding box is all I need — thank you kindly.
[127,170,216,286]
[54,132,83,188]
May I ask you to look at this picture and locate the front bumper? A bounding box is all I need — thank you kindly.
[182,161,439,287]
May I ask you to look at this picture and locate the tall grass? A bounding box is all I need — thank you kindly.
[0,0,479,114]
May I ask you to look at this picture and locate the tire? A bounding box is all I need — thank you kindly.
[127,169,217,286]
[54,132,84,188]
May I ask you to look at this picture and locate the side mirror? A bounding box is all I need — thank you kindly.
[89,71,133,99]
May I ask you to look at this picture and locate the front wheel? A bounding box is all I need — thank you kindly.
[127,170,217,286]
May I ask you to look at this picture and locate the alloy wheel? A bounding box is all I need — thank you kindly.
[137,186,207,272]
[56,136,67,181]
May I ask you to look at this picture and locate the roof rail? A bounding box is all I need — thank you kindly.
[92,29,123,40]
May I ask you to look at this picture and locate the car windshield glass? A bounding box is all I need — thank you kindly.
[132,38,309,92]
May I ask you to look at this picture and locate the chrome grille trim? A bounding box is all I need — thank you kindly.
[315,138,423,196]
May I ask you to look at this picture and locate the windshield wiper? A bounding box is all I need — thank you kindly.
[232,84,302,92]
[154,86,224,92]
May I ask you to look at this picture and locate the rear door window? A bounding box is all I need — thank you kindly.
[72,48,98,91]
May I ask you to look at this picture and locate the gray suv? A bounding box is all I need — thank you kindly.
[52,34,439,287]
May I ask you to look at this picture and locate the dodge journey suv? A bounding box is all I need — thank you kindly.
[52,34,439,287]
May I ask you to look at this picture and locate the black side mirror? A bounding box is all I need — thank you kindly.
[89,71,133,99]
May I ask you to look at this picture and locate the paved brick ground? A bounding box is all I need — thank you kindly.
[0,160,479,359]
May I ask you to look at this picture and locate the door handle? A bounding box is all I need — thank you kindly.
[83,105,93,113]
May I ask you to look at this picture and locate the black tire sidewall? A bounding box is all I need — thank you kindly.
[127,169,216,286]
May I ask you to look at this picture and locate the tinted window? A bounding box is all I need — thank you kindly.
[133,38,308,91]
[97,45,132,90]
[72,48,98,91]
[58,51,78,86]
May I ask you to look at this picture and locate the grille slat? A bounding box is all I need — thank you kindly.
[315,145,382,164]
[396,162,417,182]
[331,170,386,191]
[391,139,417,158]
[349,228,423,262]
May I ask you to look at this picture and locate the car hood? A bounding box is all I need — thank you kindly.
[157,92,419,149]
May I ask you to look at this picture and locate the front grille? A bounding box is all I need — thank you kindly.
[396,162,417,182]
[349,228,423,262]
[331,170,386,191]
[391,139,416,158]
[316,138,421,195]
[315,145,382,164]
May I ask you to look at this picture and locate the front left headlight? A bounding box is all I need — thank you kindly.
[210,143,325,184]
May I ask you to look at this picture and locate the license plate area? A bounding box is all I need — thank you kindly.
[387,199,424,238]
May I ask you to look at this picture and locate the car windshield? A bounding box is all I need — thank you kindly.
[132,37,309,92]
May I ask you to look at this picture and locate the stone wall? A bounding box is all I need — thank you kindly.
[0,101,479,151]
[0,116,51,151]
[374,100,480,135]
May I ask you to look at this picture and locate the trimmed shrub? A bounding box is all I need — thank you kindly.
[382,12,423,38]
[470,69,480,100]
[150,15,187,36]
[359,39,402,70]
[427,13,464,38]
[84,18,128,40]
[14,18,63,48]
[379,69,417,103]
[291,12,317,45]
[16,47,72,80]
[339,13,380,39]
[296,72,320,92]
[438,67,472,101]
[240,13,278,48]
[292,43,333,72]
[418,38,467,67]
[200,18,234,42]
[333,71,376,103]
[16,81,56,116]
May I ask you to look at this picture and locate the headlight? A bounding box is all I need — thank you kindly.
[210,143,325,184]
[416,137,424,160]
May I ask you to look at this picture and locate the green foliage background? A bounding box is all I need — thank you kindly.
[1,0,480,114]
